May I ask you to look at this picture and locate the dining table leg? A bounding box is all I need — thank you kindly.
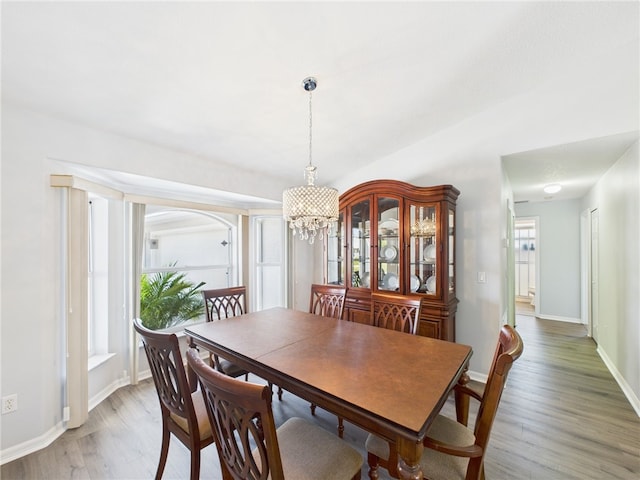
[396,437,423,480]
[455,368,471,426]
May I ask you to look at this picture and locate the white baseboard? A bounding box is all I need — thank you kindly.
[0,421,65,466]
[1,375,131,466]
[88,376,131,412]
[468,369,488,385]
[597,346,640,417]
[536,313,583,324]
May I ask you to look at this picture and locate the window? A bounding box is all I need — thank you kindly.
[253,215,286,310]
[140,205,240,330]
[515,219,536,301]
[52,172,284,425]
[88,194,109,358]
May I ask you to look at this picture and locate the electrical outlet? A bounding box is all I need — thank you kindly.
[2,394,18,414]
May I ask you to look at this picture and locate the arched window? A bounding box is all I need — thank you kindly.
[140,206,240,331]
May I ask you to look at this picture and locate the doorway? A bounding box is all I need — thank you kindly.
[514,217,538,316]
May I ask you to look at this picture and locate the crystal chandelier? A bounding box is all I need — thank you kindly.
[283,77,339,244]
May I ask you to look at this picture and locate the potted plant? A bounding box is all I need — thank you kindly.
[140,269,205,330]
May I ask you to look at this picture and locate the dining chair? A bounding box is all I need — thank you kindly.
[308,284,348,436]
[133,318,214,480]
[365,324,524,480]
[202,286,249,380]
[186,349,364,480]
[202,286,283,400]
[370,292,422,334]
[309,283,347,320]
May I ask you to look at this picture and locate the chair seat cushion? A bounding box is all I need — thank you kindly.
[217,357,248,378]
[420,414,475,480]
[170,389,213,441]
[257,417,363,480]
[365,414,474,480]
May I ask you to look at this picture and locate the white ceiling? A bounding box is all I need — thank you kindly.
[2,1,638,205]
[503,131,639,203]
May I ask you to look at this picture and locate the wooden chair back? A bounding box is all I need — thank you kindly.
[370,292,421,334]
[202,286,247,321]
[186,349,285,480]
[133,318,213,480]
[472,324,524,452]
[309,284,347,319]
[201,287,249,380]
[427,324,523,480]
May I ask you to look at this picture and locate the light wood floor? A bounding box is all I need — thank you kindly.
[2,316,639,479]
[515,299,535,316]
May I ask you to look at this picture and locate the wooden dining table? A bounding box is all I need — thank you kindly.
[185,306,472,480]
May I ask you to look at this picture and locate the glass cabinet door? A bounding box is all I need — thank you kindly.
[409,203,439,295]
[350,199,370,288]
[377,197,400,291]
[326,212,344,285]
[448,208,455,296]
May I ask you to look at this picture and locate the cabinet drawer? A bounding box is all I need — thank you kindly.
[344,289,371,325]
[348,308,372,325]
[418,320,440,339]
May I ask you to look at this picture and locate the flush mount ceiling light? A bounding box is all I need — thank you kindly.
[282,77,339,244]
[543,183,562,194]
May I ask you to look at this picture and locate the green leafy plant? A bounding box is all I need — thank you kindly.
[140,269,205,330]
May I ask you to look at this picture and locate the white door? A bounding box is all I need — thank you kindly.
[590,208,599,343]
[507,205,516,326]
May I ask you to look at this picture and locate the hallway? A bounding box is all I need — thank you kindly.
[486,315,640,478]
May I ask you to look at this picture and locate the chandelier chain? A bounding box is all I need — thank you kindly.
[308,88,313,168]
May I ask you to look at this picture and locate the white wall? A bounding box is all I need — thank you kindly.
[581,141,640,412]
[287,232,320,312]
[515,199,582,321]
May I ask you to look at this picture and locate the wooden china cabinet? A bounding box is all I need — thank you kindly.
[324,180,459,341]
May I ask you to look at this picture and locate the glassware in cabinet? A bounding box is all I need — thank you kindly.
[377,197,400,291]
[409,203,439,295]
[349,199,370,288]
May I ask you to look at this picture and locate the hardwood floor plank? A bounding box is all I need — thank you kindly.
[2,316,639,479]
